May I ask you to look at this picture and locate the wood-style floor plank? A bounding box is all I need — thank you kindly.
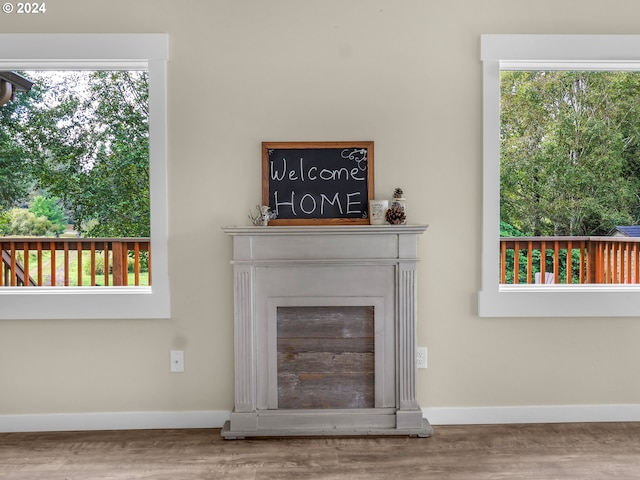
[1,423,640,479]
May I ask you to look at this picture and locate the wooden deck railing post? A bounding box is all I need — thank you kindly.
[513,241,520,283]
[36,241,43,286]
[500,241,507,284]
[121,242,129,286]
[586,239,597,284]
[49,241,56,286]
[553,240,560,283]
[527,240,533,283]
[540,241,547,282]
[111,241,125,286]
[10,241,17,286]
[77,241,83,287]
[566,240,573,284]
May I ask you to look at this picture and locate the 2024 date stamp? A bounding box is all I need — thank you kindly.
[2,2,47,14]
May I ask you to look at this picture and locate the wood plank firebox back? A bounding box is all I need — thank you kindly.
[277,306,375,409]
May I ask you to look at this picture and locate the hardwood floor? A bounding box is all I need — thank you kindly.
[2,423,640,479]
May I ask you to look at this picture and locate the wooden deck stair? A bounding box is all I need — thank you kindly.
[1,249,36,286]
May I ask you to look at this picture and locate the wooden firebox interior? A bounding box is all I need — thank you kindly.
[277,306,375,409]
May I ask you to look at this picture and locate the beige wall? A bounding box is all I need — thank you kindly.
[2,0,640,418]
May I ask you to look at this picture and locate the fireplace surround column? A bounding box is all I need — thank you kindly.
[222,224,431,438]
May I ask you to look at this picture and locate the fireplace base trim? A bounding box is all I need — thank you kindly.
[220,412,432,439]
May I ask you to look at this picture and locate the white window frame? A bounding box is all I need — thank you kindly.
[479,34,640,317]
[0,34,170,319]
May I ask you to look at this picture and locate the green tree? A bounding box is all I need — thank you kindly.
[500,221,524,237]
[0,211,10,233]
[29,194,66,236]
[500,71,640,236]
[2,208,56,236]
[0,85,37,210]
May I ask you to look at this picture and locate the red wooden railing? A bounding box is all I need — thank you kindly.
[500,236,640,284]
[0,238,151,287]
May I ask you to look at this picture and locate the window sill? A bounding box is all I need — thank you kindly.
[0,286,170,320]
[479,285,640,317]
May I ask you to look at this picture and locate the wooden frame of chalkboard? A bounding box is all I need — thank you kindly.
[262,141,374,225]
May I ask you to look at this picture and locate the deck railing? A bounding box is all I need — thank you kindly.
[0,237,151,287]
[500,236,640,284]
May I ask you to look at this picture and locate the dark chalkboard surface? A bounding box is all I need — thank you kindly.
[262,142,374,225]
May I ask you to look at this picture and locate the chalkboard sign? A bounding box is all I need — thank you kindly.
[262,141,374,225]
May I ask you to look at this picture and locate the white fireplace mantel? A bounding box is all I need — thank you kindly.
[221,224,431,438]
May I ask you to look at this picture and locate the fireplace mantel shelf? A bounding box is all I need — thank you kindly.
[223,224,428,236]
[222,223,432,439]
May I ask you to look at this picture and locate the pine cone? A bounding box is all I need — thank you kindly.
[393,187,404,198]
[385,205,406,225]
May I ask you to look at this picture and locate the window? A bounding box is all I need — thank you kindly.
[480,34,640,317]
[0,34,169,319]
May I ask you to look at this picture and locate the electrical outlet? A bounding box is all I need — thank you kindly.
[416,347,427,369]
[170,350,184,373]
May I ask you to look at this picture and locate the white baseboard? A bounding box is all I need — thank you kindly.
[424,404,640,425]
[0,410,230,433]
[3,405,640,433]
